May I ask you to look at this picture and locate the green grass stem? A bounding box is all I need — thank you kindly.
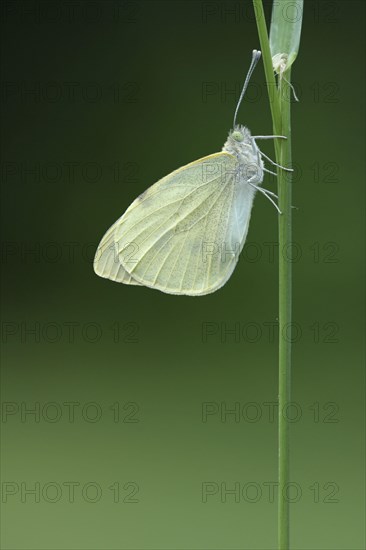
[252,1,302,547]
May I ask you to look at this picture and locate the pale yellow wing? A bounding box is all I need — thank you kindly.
[93,217,141,285]
[113,152,256,296]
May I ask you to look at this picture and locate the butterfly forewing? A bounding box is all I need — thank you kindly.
[112,152,255,295]
[93,217,142,285]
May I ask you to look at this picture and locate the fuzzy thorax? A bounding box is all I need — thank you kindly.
[222,125,264,185]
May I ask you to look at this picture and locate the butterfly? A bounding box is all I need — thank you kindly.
[94,50,291,296]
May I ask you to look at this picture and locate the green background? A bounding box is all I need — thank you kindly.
[1,1,365,548]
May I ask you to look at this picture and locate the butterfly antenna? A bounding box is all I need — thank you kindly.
[233,49,262,128]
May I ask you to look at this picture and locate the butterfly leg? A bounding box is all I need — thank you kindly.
[252,135,287,140]
[264,167,277,176]
[259,150,294,172]
[248,167,277,181]
[247,182,282,214]
[261,188,278,199]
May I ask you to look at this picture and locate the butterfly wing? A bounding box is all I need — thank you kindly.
[111,151,256,295]
[93,217,141,285]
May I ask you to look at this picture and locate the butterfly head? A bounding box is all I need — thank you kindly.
[231,129,245,142]
[223,125,262,180]
[230,125,251,144]
[224,125,255,155]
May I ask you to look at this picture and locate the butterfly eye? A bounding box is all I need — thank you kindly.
[232,131,244,142]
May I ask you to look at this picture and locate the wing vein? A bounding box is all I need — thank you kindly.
[205,177,236,289]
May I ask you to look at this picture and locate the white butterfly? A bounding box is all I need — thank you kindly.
[94,50,291,296]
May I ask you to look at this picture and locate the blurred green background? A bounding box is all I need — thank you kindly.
[1,1,364,549]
